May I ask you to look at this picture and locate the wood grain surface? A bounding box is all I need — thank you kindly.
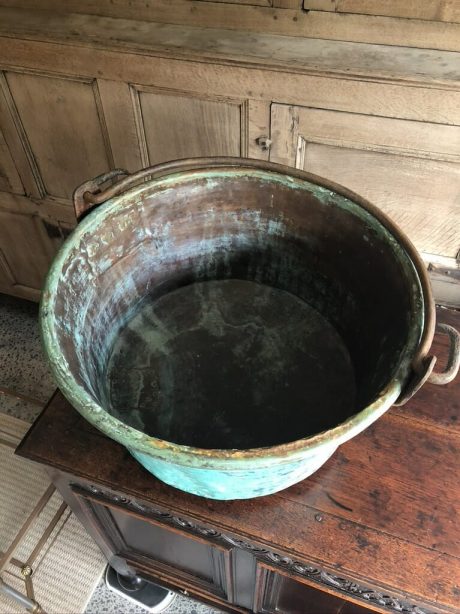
[0,1,459,50]
[0,8,459,86]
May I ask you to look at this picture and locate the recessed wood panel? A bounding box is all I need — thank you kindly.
[137,90,244,165]
[0,200,51,298]
[303,145,460,258]
[0,211,48,292]
[270,104,460,258]
[0,127,23,194]
[0,74,39,197]
[255,563,371,614]
[111,507,219,586]
[303,0,460,23]
[5,72,112,200]
[0,191,71,300]
[73,490,232,602]
[96,79,143,173]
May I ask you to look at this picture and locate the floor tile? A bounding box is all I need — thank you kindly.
[0,295,56,403]
[85,578,223,614]
[85,581,147,614]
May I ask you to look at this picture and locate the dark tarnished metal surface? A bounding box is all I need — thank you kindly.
[106,279,356,450]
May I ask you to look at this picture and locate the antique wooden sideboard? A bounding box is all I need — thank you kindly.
[16,307,460,614]
[0,1,459,305]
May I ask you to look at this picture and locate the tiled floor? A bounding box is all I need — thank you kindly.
[0,295,54,421]
[86,583,222,614]
[0,293,222,614]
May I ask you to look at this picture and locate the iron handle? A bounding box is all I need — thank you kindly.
[73,169,129,221]
[396,322,460,405]
[427,323,460,385]
[73,159,259,222]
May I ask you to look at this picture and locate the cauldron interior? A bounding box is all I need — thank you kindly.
[50,169,422,450]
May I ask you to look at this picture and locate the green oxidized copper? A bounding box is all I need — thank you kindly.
[40,161,428,499]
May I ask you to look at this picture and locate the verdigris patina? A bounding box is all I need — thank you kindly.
[40,158,457,499]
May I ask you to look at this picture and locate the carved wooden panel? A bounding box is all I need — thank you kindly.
[3,71,113,201]
[133,87,247,166]
[70,483,436,614]
[270,104,460,260]
[254,563,371,614]
[0,191,72,300]
[74,488,234,602]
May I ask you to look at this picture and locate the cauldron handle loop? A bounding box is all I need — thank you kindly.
[73,163,216,222]
[73,169,129,222]
[427,323,460,385]
[72,159,273,222]
[395,323,460,405]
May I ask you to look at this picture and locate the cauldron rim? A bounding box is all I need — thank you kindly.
[40,158,433,467]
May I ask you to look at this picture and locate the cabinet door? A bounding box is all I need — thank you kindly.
[254,563,371,614]
[2,70,113,201]
[130,86,248,166]
[0,69,250,300]
[270,104,460,261]
[74,488,234,603]
[0,192,73,300]
[0,69,113,299]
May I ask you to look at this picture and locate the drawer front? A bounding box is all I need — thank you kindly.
[254,563,371,614]
[74,489,233,602]
[270,104,460,261]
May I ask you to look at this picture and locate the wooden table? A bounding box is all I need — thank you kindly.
[16,308,460,614]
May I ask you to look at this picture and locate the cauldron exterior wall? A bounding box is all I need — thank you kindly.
[41,159,431,500]
[129,445,339,500]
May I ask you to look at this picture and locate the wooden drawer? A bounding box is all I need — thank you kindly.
[270,104,460,262]
[254,563,372,614]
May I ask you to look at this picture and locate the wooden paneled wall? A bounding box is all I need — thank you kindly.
[0,0,459,50]
[0,65,250,299]
[303,0,460,22]
[0,3,458,302]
